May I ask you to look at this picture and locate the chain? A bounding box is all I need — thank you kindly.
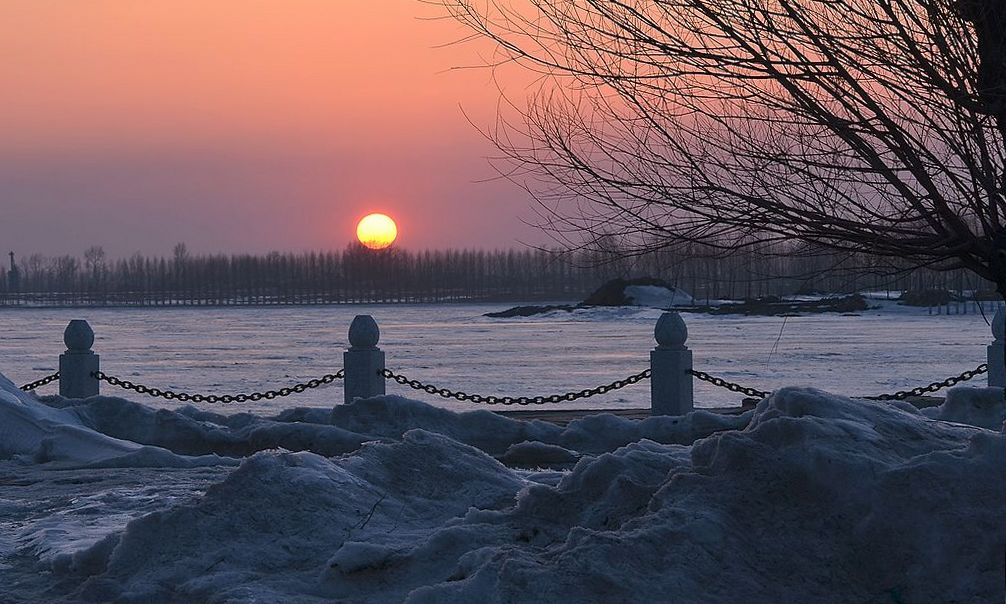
[20,372,60,392]
[379,368,651,405]
[689,363,988,402]
[865,363,988,401]
[29,361,991,407]
[93,369,344,404]
[688,369,769,398]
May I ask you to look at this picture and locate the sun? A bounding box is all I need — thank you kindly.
[356,213,398,250]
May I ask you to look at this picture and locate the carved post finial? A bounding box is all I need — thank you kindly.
[654,311,688,350]
[349,315,380,349]
[64,319,95,352]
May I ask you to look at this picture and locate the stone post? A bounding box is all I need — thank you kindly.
[59,320,99,398]
[988,306,1005,387]
[650,311,693,416]
[344,315,386,403]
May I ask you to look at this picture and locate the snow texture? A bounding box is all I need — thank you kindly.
[1,373,1003,603]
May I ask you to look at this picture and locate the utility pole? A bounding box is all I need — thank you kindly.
[7,251,20,293]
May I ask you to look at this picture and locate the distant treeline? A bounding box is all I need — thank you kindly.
[0,243,995,307]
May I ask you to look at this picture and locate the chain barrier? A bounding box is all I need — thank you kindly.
[19,362,990,407]
[864,363,987,401]
[688,369,769,398]
[92,369,344,404]
[689,364,988,402]
[379,368,651,406]
[20,372,60,392]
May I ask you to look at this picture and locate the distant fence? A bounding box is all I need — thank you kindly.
[18,310,1003,415]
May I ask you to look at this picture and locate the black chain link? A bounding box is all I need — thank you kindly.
[93,369,344,404]
[865,363,988,401]
[20,372,60,392]
[689,364,988,402]
[688,369,769,398]
[380,368,651,405]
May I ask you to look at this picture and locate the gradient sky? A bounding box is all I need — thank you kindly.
[0,1,543,257]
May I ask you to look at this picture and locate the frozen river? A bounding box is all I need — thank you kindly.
[0,301,998,412]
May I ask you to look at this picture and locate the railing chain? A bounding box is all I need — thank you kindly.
[379,368,651,405]
[20,363,990,407]
[865,363,987,400]
[93,369,344,404]
[20,372,60,392]
[690,364,989,402]
[688,369,769,399]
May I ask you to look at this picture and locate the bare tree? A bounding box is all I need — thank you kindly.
[441,0,1006,293]
[83,246,106,288]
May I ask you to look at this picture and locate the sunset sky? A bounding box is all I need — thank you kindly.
[0,1,542,257]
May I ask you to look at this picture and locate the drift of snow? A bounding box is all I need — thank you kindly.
[35,391,747,463]
[623,284,694,307]
[0,373,231,468]
[2,371,1003,603]
[921,386,1006,430]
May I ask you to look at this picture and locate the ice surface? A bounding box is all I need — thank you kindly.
[2,371,1002,602]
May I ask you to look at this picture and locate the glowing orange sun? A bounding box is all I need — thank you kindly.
[356,213,398,250]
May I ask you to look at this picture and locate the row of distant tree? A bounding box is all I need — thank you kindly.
[0,242,993,307]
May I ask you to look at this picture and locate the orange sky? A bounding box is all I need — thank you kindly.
[0,1,541,255]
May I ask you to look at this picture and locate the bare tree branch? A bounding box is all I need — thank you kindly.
[440,0,1006,288]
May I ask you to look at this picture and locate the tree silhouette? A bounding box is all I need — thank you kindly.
[442,0,1006,293]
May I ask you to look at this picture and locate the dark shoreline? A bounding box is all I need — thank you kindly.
[486,293,872,318]
[0,297,576,311]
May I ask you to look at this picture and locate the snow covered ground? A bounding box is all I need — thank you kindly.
[0,369,1003,603]
[0,300,1001,412]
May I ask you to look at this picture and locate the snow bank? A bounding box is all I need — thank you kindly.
[921,386,1006,431]
[51,394,369,458]
[330,396,748,459]
[413,388,1005,604]
[0,372,231,468]
[41,392,747,465]
[58,431,526,603]
[623,284,694,307]
[34,386,1003,603]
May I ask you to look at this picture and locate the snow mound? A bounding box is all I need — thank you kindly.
[38,386,1004,603]
[414,388,1005,604]
[921,386,1006,431]
[330,395,749,460]
[58,430,525,603]
[0,372,231,468]
[624,284,694,307]
[502,440,579,468]
[54,394,369,458]
[42,392,747,466]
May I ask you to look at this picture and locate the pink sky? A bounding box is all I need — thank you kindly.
[0,1,543,256]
